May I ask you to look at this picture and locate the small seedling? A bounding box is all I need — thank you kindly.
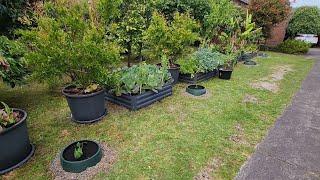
[74,142,84,160]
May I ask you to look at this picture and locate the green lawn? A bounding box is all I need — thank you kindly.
[0,52,314,180]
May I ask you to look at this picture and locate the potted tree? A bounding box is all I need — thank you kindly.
[19,1,121,123]
[60,140,102,173]
[143,11,199,85]
[0,102,35,175]
[106,62,173,110]
[219,54,236,80]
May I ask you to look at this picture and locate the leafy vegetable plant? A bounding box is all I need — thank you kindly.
[74,142,84,160]
[179,48,224,76]
[111,62,173,96]
[0,102,21,132]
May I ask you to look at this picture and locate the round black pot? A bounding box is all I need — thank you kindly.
[168,64,180,85]
[186,85,206,96]
[0,109,35,175]
[219,69,233,80]
[244,60,257,66]
[62,87,107,124]
[60,140,102,173]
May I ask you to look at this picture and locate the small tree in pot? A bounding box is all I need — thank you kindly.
[143,11,199,84]
[19,0,121,123]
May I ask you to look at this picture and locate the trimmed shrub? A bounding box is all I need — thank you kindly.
[276,39,310,54]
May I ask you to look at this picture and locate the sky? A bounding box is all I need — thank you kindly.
[291,0,320,8]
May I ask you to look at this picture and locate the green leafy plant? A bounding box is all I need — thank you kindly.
[19,0,121,93]
[111,63,172,96]
[74,142,84,160]
[0,102,21,132]
[154,0,211,23]
[203,0,240,42]
[0,36,28,87]
[179,48,224,75]
[276,39,311,54]
[143,11,199,65]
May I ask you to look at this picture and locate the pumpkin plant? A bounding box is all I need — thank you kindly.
[111,61,172,96]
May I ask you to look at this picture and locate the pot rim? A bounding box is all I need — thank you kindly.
[62,86,105,99]
[0,108,27,135]
[187,85,205,90]
[219,68,233,72]
[60,140,101,164]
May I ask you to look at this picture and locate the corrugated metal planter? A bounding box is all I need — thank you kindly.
[0,109,35,175]
[60,140,102,173]
[179,69,218,84]
[105,84,173,111]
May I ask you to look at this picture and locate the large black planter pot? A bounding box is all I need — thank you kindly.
[186,85,206,96]
[0,109,35,175]
[168,64,180,85]
[219,69,233,80]
[60,140,102,173]
[179,69,218,84]
[106,84,173,111]
[62,87,107,124]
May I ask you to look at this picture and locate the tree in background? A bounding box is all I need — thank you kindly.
[0,0,41,37]
[287,6,320,46]
[249,0,291,38]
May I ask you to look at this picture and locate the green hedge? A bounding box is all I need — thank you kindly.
[276,39,311,54]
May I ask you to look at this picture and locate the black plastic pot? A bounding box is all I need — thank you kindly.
[62,87,107,124]
[0,109,35,175]
[186,85,206,96]
[179,69,218,84]
[168,64,180,85]
[219,69,233,80]
[106,84,172,111]
[60,140,102,173]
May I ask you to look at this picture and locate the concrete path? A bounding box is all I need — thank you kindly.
[236,49,320,180]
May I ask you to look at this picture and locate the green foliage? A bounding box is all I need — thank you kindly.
[111,63,172,95]
[0,36,28,87]
[74,142,84,160]
[19,0,121,88]
[178,48,224,75]
[210,11,262,57]
[249,0,291,38]
[287,6,320,37]
[143,11,199,63]
[0,0,37,36]
[276,39,311,54]
[203,0,240,41]
[154,0,211,23]
[0,102,20,132]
